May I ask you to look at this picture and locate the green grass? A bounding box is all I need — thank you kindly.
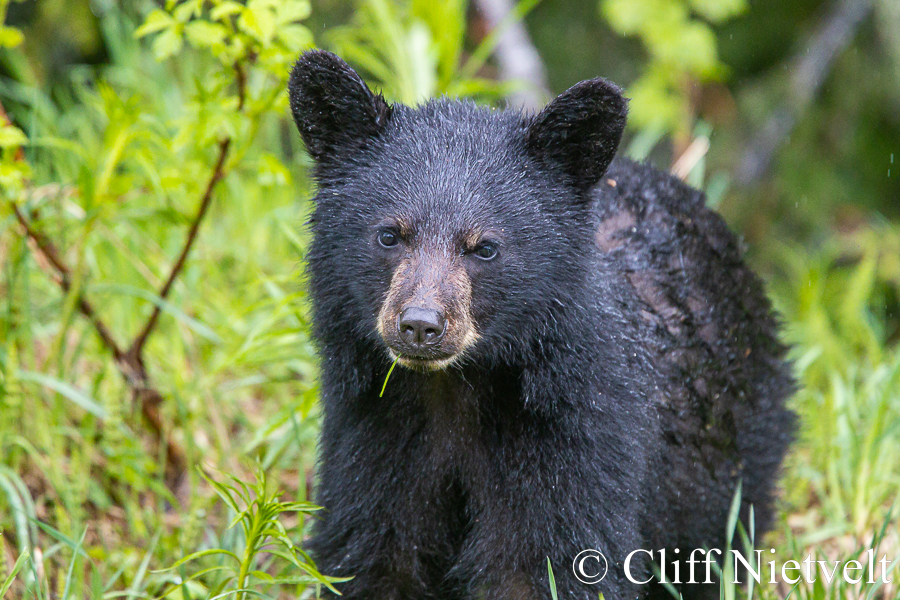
[1,1,899,599]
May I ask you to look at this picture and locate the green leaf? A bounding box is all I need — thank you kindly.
[173,0,204,23]
[153,548,241,572]
[134,10,174,38]
[33,520,93,558]
[380,357,400,397]
[184,21,228,48]
[208,589,267,600]
[725,480,743,548]
[203,478,243,514]
[626,69,685,132]
[0,25,24,48]
[89,284,223,344]
[412,0,465,85]
[600,0,653,35]
[210,1,244,21]
[276,0,312,24]
[61,528,89,600]
[669,22,720,77]
[688,0,746,23]
[249,570,274,582]
[0,550,29,598]
[0,161,32,191]
[257,153,291,187]
[277,24,313,53]
[547,558,558,600]
[405,21,437,103]
[16,370,107,418]
[0,124,27,148]
[152,25,184,60]
[240,0,277,45]
[0,466,36,563]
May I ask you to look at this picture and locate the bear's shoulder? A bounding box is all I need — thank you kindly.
[592,157,736,260]
[590,157,788,422]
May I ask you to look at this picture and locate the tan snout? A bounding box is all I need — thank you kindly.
[377,255,478,369]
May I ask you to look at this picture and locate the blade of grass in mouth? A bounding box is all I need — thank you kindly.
[379,356,400,397]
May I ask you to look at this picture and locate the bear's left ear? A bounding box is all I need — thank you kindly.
[525,78,628,192]
[289,50,392,166]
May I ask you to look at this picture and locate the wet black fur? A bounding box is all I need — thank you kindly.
[289,50,795,600]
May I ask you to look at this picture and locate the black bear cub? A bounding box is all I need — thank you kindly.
[289,50,795,600]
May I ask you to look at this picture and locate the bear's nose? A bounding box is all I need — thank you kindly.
[398,307,446,347]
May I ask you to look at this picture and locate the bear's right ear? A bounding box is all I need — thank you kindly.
[288,50,392,165]
[526,78,628,193]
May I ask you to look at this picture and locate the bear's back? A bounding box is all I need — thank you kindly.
[591,158,795,550]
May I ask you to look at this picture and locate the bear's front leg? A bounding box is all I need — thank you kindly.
[457,500,646,599]
[308,401,462,600]
[451,411,651,600]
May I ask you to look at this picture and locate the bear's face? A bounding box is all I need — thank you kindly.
[323,108,553,369]
[289,51,628,370]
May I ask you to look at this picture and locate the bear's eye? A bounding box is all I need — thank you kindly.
[378,230,399,248]
[473,242,498,261]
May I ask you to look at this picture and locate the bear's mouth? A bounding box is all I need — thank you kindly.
[397,354,457,371]
[386,348,459,371]
[380,325,480,372]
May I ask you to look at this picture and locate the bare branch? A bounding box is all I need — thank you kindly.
[3,58,248,493]
[473,0,550,112]
[235,60,247,111]
[11,203,188,488]
[736,0,873,186]
[129,61,246,358]
[128,137,231,359]
[11,204,125,362]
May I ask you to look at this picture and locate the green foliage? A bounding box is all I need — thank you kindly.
[327,0,445,103]
[0,0,28,192]
[136,0,312,68]
[0,548,30,597]
[547,557,558,600]
[325,0,512,104]
[157,467,341,599]
[0,0,25,49]
[766,228,900,537]
[711,490,899,600]
[1,0,323,596]
[0,120,29,192]
[600,0,745,135]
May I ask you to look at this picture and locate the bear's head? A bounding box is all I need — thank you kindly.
[289,51,627,371]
